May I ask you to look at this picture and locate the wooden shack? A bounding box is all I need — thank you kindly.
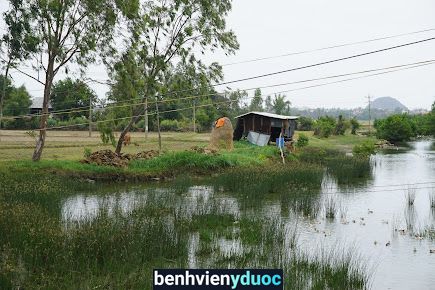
[233,111,298,142]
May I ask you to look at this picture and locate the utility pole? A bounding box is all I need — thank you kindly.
[155,96,162,153]
[367,94,372,135]
[88,96,92,137]
[192,100,196,133]
[144,97,148,140]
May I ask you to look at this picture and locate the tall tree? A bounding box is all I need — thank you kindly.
[272,94,291,115]
[50,78,97,121]
[110,0,239,154]
[249,88,263,111]
[0,0,38,140]
[15,0,138,161]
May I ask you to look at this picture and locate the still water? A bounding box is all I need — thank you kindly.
[62,140,435,289]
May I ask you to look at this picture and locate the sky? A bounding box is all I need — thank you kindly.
[1,0,435,110]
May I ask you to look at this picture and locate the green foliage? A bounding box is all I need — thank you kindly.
[352,141,376,158]
[3,85,31,116]
[83,147,92,158]
[375,114,414,142]
[97,122,116,147]
[249,88,263,111]
[350,118,360,135]
[272,94,291,115]
[334,115,349,135]
[314,116,336,138]
[50,78,97,121]
[297,116,314,131]
[296,133,309,148]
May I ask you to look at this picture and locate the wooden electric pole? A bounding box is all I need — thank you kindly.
[155,96,162,152]
[193,100,196,133]
[88,96,92,137]
[144,97,148,140]
[367,94,372,135]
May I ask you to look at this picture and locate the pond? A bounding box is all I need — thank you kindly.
[59,140,435,289]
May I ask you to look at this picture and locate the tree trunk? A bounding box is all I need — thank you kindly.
[0,60,12,142]
[32,59,54,161]
[115,107,144,155]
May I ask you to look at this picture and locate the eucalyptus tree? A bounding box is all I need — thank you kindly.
[111,0,239,154]
[0,0,38,140]
[272,94,291,115]
[13,0,139,161]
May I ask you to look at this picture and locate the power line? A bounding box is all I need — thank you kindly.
[222,28,435,66]
[5,58,435,120]
[217,36,435,86]
[39,59,435,131]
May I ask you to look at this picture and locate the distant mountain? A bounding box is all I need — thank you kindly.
[370,97,408,111]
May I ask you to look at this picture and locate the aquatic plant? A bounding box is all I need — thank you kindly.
[429,190,435,208]
[324,196,339,220]
[405,187,416,206]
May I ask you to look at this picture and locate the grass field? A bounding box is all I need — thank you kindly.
[0,130,376,162]
[0,130,210,161]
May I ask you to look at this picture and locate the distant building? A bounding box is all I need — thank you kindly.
[30,97,53,115]
[233,111,298,143]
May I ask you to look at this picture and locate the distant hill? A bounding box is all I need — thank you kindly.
[370,97,408,111]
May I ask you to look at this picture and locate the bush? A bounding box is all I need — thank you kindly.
[83,147,92,158]
[160,119,179,131]
[296,133,309,148]
[375,114,414,143]
[297,116,314,131]
[352,141,376,158]
[334,115,349,135]
[350,118,360,135]
[313,116,336,138]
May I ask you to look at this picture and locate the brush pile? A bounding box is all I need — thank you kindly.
[81,149,160,167]
[190,146,218,155]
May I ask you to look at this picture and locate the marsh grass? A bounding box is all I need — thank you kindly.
[324,196,340,220]
[429,190,435,208]
[405,187,416,206]
[0,150,371,289]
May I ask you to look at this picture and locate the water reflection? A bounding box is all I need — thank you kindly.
[61,140,435,289]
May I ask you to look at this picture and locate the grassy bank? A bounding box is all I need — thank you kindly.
[0,132,375,181]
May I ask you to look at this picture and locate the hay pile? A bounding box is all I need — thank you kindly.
[209,117,233,151]
[81,149,160,167]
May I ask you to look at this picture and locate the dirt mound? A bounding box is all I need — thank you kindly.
[81,150,160,167]
[190,146,218,155]
[134,150,160,160]
[81,150,129,167]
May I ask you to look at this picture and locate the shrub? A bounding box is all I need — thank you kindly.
[83,147,92,158]
[350,118,360,135]
[334,115,349,135]
[160,119,180,131]
[297,116,314,131]
[375,114,414,143]
[314,116,336,138]
[352,141,376,158]
[296,133,309,148]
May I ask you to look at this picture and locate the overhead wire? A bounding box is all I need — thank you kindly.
[5,58,435,120]
[222,28,435,66]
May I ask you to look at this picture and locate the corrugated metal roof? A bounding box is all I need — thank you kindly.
[235,111,299,120]
[30,97,52,109]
